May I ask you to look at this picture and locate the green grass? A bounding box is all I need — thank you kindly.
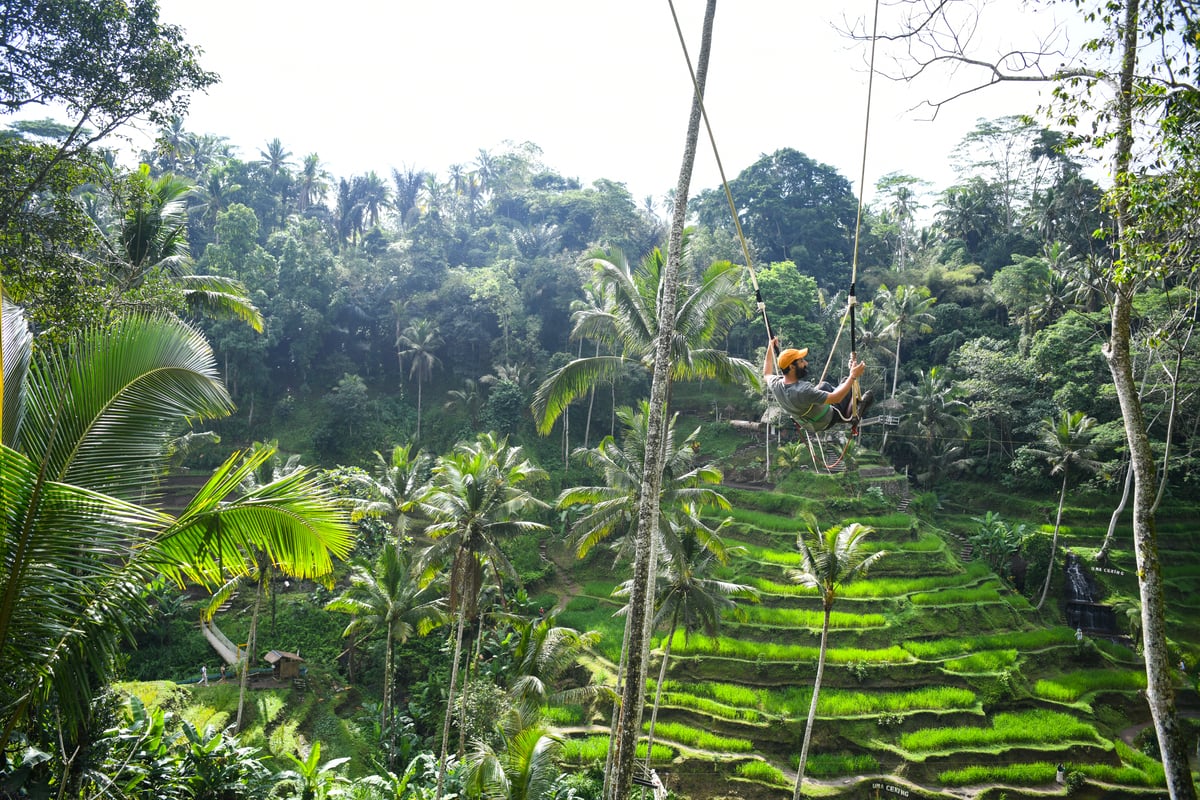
[804,752,880,778]
[749,561,990,599]
[909,586,1004,606]
[543,704,588,725]
[667,632,912,664]
[899,709,1101,753]
[561,736,674,763]
[902,627,1076,659]
[937,762,1058,786]
[941,649,1018,673]
[735,760,790,786]
[1033,669,1147,702]
[645,720,754,753]
[736,605,887,629]
[656,680,976,718]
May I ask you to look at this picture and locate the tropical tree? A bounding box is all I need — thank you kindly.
[0,302,353,773]
[532,247,754,436]
[606,4,717,796]
[498,611,606,717]
[893,366,972,485]
[325,541,446,758]
[1025,410,1101,611]
[788,518,884,800]
[398,318,443,441]
[557,403,729,565]
[101,164,264,331]
[417,433,549,800]
[638,522,759,765]
[875,283,936,400]
[344,444,433,545]
[462,707,564,800]
[276,740,351,800]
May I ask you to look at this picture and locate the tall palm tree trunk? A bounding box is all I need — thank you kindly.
[792,607,831,800]
[436,605,468,800]
[1035,469,1069,611]
[235,578,264,731]
[383,623,394,765]
[607,4,716,799]
[416,380,424,441]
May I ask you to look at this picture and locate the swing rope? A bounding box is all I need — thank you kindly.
[665,1,879,468]
[666,0,880,385]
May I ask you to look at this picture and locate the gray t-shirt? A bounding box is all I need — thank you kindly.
[767,374,833,430]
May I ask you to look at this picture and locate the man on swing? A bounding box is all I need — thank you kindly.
[764,336,873,430]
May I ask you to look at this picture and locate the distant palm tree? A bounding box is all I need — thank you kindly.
[298,153,331,211]
[639,523,758,766]
[345,444,433,545]
[326,541,446,758]
[445,378,484,430]
[1028,410,1101,610]
[417,433,549,800]
[788,518,884,800]
[498,610,606,717]
[876,283,936,399]
[397,318,443,441]
[103,164,262,331]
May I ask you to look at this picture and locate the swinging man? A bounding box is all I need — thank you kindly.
[764,336,873,430]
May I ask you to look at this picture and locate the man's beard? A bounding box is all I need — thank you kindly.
[795,365,809,380]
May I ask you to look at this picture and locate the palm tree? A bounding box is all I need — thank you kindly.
[894,366,971,485]
[417,433,549,800]
[557,403,729,565]
[499,610,606,717]
[875,283,936,400]
[639,523,759,766]
[0,302,354,754]
[463,707,565,800]
[444,378,484,430]
[532,246,754,435]
[103,164,263,331]
[397,318,443,441]
[788,518,884,800]
[326,541,446,759]
[297,153,331,212]
[1028,410,1101,610]
[344,444,433,546]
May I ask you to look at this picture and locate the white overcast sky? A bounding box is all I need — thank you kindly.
[144,1,1075,211]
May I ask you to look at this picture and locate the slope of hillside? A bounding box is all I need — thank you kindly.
[554,440,1196,800]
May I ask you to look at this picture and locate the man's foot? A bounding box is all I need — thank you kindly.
[853,390,875,422]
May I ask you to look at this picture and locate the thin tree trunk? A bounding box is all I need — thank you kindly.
[1105,2,1195,793]
[416,379,423,441]
[606,3,716,799]
[1035,470,1069,611]
[644,620,677,764]
[235,578,263,732]
[384,623,394,769]
[435,605,468,800]
[1096,462,1132,563]
[793,608,831,800]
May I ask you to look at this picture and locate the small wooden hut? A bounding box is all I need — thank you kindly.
[264,649,304,680]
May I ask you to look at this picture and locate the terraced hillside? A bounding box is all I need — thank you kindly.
[555,451,1194,800]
